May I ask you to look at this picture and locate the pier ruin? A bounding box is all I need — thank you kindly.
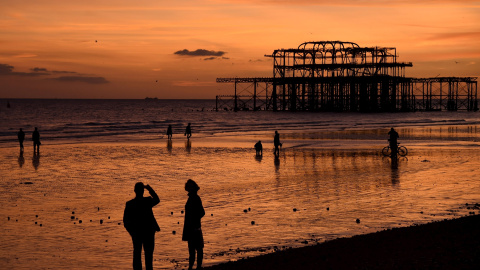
[216,41,478,112]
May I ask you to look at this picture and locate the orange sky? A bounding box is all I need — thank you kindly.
[1,0,479,99]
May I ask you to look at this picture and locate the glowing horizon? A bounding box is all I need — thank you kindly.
[1,0,479,99]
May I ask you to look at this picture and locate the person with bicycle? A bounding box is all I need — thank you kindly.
[388,127,399,155]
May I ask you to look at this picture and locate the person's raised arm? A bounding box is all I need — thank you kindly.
[145,184,160,206]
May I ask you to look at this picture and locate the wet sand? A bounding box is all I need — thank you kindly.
[1,127,480,269]
[205,213,480,270]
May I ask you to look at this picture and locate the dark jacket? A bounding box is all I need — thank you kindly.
[182,192,205,241]
[123,196,160,236]
[32,130,40,143]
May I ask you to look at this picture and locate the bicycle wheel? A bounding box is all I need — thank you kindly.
[382,146,391,156]
[398,146,408,156]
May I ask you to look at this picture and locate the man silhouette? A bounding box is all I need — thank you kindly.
[32,127,41,152]
[184,123,192,139]
[254,141,263,156]
[388,127,399,156]
[17,128,25,151]
[167,124,173,140]
[123,182,160,270]
[274,131,282,156]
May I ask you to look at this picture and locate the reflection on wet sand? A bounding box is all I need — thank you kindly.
[185,140,192,153]
[167,140,172,154]
[32,151,40,170]
[1,144,480,270]
[18,150,25,168]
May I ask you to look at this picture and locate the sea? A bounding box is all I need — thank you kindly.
[0,99,479,269]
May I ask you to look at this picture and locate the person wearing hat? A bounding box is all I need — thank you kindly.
[182,179,205,270]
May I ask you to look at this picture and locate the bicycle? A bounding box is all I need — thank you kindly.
[382,143,408,156]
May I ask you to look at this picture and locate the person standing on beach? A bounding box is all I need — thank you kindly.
[123,182,161,270]
[182,179,205,270]
[254,140,263,156]
[32,127,41,152]
[274,130,282,156]
[17,128,25,151]
[388,127,399,155]
[167,125,173,140]
[184,123,192,139]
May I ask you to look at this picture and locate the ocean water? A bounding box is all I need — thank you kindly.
[1,99,480,269]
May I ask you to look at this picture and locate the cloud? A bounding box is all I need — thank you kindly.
[0,63,49,76]
[31,67,48,72]
[52,76,109,84]
[203,57,217,61]
[0,63,107,84]
[174,49,226,57]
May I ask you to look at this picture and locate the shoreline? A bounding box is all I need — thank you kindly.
[204,213,480,270]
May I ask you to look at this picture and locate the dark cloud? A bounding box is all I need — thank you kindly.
[0,63,49,76]
[0,64,14,74]
[174,49,226,57]
[52,76,109,84]
[31,67,48,72]
[52,70,77,74]
[1,63,107,84]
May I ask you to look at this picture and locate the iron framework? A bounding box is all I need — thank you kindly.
[216,41,478,112]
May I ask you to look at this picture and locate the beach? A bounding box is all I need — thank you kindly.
[1,99,480,269]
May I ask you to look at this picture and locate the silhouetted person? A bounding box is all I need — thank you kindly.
[167,125,173,140]
[182,179,205,270]
[274,131,282,156]
[32,127,41,152]
[388,127,399,156]
[123,182,160,270]
[254,141,263,156]
[17,128,25,151]
[184,123,192,139]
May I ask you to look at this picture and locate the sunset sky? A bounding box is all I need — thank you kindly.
[1,0,479,99]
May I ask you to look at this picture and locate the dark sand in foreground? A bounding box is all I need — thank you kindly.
[205,213,480,270]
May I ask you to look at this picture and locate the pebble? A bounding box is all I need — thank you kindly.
[356,219,361,224]
[181,210,184,214]
[243,209,248,213]
[293,208,297,212]
[248,208,251,211]
[7,217,10,221]
[251,221,255,225]
[211,214,213,216]
[71,216,75,220]
[79,220,82,224]
[171,212,173,215]
[172,231,176,235]
[326,207,329,211]
[100,219,103,224]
